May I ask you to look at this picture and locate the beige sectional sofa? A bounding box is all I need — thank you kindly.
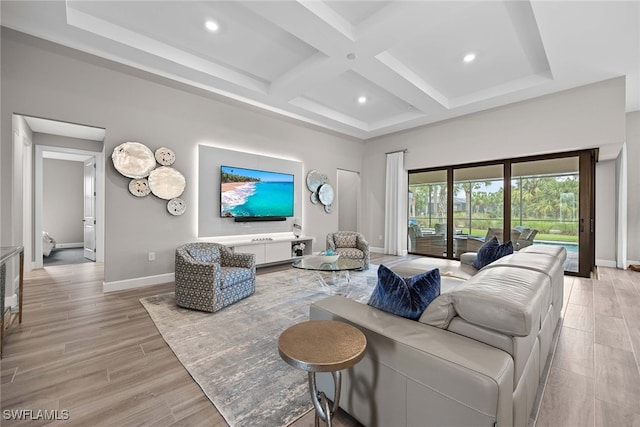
[309,245,567,427]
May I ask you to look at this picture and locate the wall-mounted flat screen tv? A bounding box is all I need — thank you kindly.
[220,165,294,219]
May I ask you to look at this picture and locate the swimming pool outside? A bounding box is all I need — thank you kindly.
[534,240,578,253]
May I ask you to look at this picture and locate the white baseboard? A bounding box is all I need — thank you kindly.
[56,243,83,249]
[103,272,174,293]
[370,246,384,254]
[596,259,617,268]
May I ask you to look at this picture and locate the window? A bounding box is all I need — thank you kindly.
[407,150,595,277]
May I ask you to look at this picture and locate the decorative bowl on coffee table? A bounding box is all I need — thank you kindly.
[315,254,340,263]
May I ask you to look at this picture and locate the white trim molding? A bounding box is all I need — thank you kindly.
[596,259,617,268]
[103,272,174,293]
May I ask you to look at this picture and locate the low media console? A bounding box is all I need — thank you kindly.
[208,232,314,266]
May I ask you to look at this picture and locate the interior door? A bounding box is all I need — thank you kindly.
[83,158,97,261]
[337,169,360,232]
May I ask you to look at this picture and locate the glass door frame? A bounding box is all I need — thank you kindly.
[407,149,597,277]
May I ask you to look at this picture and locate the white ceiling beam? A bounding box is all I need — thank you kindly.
[368,52,449,109]
[269,53,349,101]
[240,1,354,56]
[289,97,369,130]
[65,5,268,95]
[297,0,356,41]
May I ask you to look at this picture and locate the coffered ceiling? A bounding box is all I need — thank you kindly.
[2,1,638,139]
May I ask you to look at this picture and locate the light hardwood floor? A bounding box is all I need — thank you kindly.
[1,255,639,426]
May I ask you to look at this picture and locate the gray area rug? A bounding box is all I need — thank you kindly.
[140,265,379,427]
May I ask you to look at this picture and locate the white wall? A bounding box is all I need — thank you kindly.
[1,29,364,285]
[42,159,84,245]
[362,78,627,256]
[626,111,640,263]
[596,160,617,266]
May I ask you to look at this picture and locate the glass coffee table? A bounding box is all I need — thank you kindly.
[292,257,364,295]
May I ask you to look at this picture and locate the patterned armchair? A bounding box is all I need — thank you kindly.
[326,231,370,270]
[175,242,256,312]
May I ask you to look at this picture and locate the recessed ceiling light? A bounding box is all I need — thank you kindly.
[358,96,367,104]
[346,53,357,60]
[463,53,476,63]
[205,20,220,33]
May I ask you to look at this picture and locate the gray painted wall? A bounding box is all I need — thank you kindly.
[42,159,84,245]
[1,27,635,285]
[626,111,640,263]
[1,29,364,284]
[361,78,627,264]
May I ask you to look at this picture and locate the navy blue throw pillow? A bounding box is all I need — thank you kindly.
[472,236,514,269]
[367,265,441,320]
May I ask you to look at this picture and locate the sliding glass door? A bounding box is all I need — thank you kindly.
[407,150,596,277]
[511,157,580,273]
[408,170,448,257]
[453,164,504,258]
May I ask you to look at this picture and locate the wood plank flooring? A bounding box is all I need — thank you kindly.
[1,255,639,426]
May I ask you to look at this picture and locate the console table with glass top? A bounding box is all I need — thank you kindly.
[292,257,364,295]
[1,246,24,357]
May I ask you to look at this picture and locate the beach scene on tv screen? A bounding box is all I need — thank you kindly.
[220,166,294,218]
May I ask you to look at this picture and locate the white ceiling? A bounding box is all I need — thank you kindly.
[2,1,639,140]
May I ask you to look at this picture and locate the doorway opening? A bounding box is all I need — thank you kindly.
[14,114,106,269]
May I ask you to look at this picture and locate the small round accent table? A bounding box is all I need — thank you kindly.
[278,320,367,427]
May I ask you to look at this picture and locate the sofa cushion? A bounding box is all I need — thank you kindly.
[421,266,550,337]
[220,266,251,288]
[472,237,513,269]
[368,265,440,320]
[392,258,477,280]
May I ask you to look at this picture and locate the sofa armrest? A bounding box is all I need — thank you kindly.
[460,252,478,266]
[310,296,514,427]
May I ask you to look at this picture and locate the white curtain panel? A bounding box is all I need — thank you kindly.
[384,151,407,255]
[616,143,628,269]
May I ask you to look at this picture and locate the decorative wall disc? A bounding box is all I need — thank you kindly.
[167,198,186,216]
[318,183,334,206]
[128,178,151,197]
[112,142,156,178]
[148,166,186,200]
[155,147,176,166]
[324,203,333,213]
[310,192,319,204]
[306,170,327,192]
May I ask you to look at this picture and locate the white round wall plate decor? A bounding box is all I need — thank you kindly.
[318,183,334,206]
[306,170,327,193]
[112,142,156,179]
[324,203,333,213]
[310,192,319,204]
[128,178,151,197]
[155,147,176,166]
[148,166,186,200]
[167,198,186,216]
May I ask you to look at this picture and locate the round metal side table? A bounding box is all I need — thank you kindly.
[278,320,367,427]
